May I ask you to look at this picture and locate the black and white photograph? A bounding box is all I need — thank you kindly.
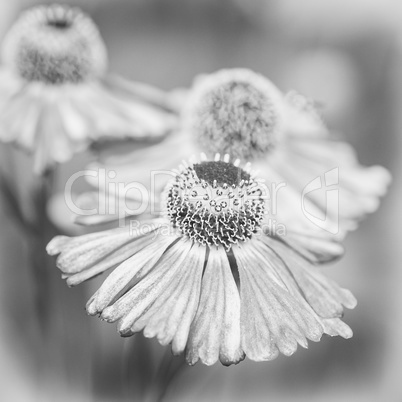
[0,1,399,401]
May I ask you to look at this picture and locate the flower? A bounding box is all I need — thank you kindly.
[185,69,285,160]
[47,154,356,366]
[80,68,390,238]
[0,4,178,173]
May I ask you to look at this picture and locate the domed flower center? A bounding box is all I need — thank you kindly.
[1,5,108,84]
[186,69,285,161]
[165,155,266,250]
[46,18,72,30]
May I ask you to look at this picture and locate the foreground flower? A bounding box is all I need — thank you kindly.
[0,4,178,173]
[48,154,356,366]
[82,68,390,238]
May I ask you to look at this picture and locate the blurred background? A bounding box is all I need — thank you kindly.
[0,0,400,401]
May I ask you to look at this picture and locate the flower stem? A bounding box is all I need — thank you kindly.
[146,350,187,402]
[30,168,57,333]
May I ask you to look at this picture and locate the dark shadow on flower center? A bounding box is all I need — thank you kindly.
[193,161,250,187]
[46,19,72,29]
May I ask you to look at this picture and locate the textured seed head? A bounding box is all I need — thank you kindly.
[2,4,108,84]
[164,154,267,250]
[184,69,285,161]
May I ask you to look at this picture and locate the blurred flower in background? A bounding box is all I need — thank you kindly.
[184,68,391,237]
[0,4,178,174]
[80,68,390,240]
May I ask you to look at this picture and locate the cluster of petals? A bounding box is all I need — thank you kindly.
[0,4,178,173]
[48,155,357,366]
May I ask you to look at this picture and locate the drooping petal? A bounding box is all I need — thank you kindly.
[65,234,157,287]
[268,136,391,233]
[321,317,353,339]
[268,227,344,264]
[98,78,178,139]
[0,85,41,147]
[259,236,357,319]
[233,243,323,361]
[85,128,195,201]
[56,230,135,274]
[259,164,349,238]
[47,225,160,274]
[100,238,193,329]
[73,190,153,226]
[186,247,244,366]
[246,238,353,337]
[86,234,178,315]
[288,137,391,197]
[131,244,206,354]
[35,103,80,172]
[64,78,177,142]
[57,97,92,142]
[102,73,180,113]
[47,230,113,256]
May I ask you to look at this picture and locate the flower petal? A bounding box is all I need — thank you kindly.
[47,226,156,274]
[131,244,205,354]
[259,236,357,318]
[73,190,153,226]
[58,98,91,142]
[47,230,112,256]
[87,234,178,315]
[273,137,391,225]
[186,247,244,366]
[233,243,323,361]
[271,229,344,264]
[100,238,192,328]
[66,234,155,287]
[102,74,180,113]
[86,129,195,203]
[321,318,353,339]
[260,165,348,238]
[0,85,41,147]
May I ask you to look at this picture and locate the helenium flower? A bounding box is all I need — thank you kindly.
[0,4,178,173]
[48,154,356,366]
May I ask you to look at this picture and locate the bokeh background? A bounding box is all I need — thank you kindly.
[0,0,401,401]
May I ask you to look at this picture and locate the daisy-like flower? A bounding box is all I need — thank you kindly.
[81,68,390,238]
[48,154,356,366]
[0,4,178,173]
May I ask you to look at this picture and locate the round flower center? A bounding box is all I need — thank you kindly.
[186,69,285,161]
[165,157,266,250]
[1,5,108,84]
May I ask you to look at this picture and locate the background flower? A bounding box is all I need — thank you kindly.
[0,4,179,174]
[75,68,390,243]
